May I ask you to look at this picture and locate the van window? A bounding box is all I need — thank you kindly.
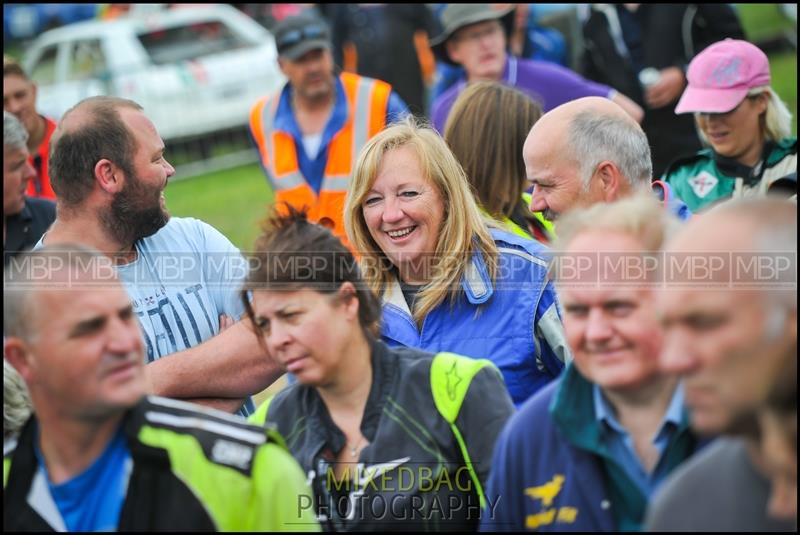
[66,39,109,82]
[137,20,253,65]
[29,45,58,85]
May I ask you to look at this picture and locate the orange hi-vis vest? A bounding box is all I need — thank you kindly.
[26,116,57,200]
[249,72,391,249]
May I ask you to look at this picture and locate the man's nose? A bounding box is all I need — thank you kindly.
[659,329,700,376]
[529,188,547,213]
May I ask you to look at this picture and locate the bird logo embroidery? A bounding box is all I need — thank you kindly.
[525,474,566,507]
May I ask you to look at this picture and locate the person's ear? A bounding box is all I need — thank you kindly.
[594,160,623,201]
[337,281,360,320]
[754,91,769,115]
[4,337,34,384]
[95,159,124,194]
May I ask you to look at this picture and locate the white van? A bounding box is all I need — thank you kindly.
[22,4,285,142]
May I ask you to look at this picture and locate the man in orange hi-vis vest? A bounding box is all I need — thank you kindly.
[4,55,58,200]
[249,12,408,251]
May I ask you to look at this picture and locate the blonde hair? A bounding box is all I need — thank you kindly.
[444,81,542,219]
[552,195,680,292]
[758,87,794,142]
[344,116,498,325]
[696,86,793,146]
[555,194,680,254]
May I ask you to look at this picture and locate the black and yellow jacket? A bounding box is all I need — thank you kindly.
[4,396,320,532]
[249,340,515,532]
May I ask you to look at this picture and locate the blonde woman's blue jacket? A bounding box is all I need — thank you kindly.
[380,228,570,406]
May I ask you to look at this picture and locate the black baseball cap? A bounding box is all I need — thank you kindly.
[273,13,331,61]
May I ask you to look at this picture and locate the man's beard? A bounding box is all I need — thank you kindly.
[542,208,559,222]
[101,175,170,245]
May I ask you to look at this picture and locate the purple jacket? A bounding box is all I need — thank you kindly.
[431,56,613,133]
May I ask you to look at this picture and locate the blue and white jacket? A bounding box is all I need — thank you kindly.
[380,228,570,406]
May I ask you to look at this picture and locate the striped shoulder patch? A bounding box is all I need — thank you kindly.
[147,396,264,435]
[141,397,273,475]
[143,410,266,446]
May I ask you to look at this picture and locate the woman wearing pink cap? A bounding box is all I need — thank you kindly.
[661,39,796,212]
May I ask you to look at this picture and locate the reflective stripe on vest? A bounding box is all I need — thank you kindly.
[249,72,391,248]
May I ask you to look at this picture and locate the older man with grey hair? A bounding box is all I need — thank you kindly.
[646,197,796,531]
[523,97,690,224]
[3,244,317,531]
[3,111,55,266]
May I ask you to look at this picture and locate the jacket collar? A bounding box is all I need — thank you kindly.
[383,248,494,309]
[550,363,605,454]
[293,338,399,459]
[360,339,398,439]
[550,363,693,455]
[7,201,34,223]
[384,275,411,314]
[462,248,493,304]
[6,404,148,532]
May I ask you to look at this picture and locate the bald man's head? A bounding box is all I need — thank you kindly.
[54,96,142,145]
[524,97,653,221]
[4,243,120,341]
[49,96,143,206]
[669,198,797,265]
[538,96,638,132]
[659,198,797,436]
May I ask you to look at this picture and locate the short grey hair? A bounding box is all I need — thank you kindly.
[4,244,117,342]
[567,111,653,189]
[4,359,32,439]
[4,110,28,151]
[551,194,680,300]
[710,198,797,312]
[555,193,680,254]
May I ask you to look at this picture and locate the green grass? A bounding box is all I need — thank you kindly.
[766,52,797,135]
[164,163,273,250]
[736,3,797,135]
[736,4,794,42]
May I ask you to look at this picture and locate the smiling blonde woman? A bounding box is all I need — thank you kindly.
[345,117,571,406]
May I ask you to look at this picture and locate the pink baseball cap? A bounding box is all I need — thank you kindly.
[675,39,770,114]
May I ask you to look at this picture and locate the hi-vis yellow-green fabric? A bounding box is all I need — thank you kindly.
[249,352,501,509]
[5,396,320,532]
[135,425,306,531]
